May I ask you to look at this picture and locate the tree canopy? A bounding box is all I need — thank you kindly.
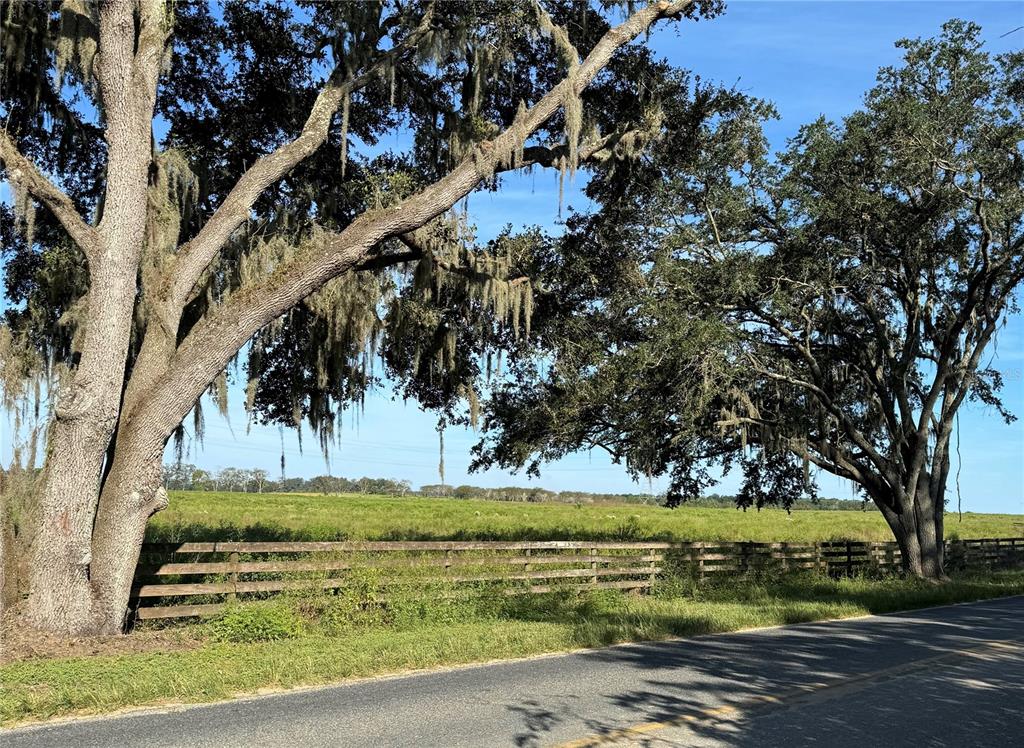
[1,0,726,633]
[2,0,722,457]
[472,21,1024,577]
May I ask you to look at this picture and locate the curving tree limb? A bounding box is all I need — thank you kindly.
[0,130,101,260]
[165,3,437,312]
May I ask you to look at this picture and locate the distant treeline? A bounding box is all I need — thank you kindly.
[162,463,868,510]
[420,484,866,510]
[161,464,413,496]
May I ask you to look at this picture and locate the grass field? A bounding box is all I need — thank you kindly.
[3,570,1023,726]
[3,491,1021,727]
[146,490,1024,543]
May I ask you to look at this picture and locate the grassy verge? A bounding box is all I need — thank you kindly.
[2,570,1023,727]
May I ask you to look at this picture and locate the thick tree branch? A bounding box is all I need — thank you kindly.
[166,4,437,311]
[131,0,696,449]
[847,285,916,427]
[713,413,894,509]
[354,248,420,272]
[906,246,1014,490]
[0,130,101,259]
[744,309,899,483]
[746,352,899,489]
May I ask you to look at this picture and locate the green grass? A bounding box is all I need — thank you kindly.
[146,490,1024,543]
[4,492,1020,726]
[3,570,1023,727]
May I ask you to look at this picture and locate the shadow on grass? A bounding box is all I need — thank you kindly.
[5,569,1021,745]
[498,572,1024,640]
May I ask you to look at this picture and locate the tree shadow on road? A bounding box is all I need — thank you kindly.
[504,594,1023,747]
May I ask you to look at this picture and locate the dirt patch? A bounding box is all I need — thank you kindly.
[1,610,203,664]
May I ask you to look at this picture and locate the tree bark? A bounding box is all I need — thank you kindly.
[15,0,693,635]
[22,0,165,635]
[877,478,947,581]
[89,447,168,633]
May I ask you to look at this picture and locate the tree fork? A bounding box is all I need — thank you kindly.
[14,0,697,635]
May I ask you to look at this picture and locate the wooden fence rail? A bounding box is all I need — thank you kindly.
[131,536,1024,621]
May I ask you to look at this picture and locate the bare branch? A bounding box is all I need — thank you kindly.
[0,130,101,259]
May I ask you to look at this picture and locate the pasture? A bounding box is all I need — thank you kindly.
[147,490,1024,543]
[4,488,1022,726]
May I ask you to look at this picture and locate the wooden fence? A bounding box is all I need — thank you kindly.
[131,536,1024,621]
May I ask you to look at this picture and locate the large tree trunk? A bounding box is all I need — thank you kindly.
[878,475,947,581]
[23,423,169,634]
[21,0,164,635]
[23,262,142,633]
[89,451,168,633]
[24,423,112,633]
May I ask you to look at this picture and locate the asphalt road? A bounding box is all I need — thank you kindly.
[4,595,1022,748]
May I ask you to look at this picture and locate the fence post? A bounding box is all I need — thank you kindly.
[524,547,531,573]
[781,542,789,574]
[814,542,822,574]
[129,535,1024,622]
[228,551,239,601]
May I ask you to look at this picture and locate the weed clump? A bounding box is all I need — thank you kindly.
[207,602,303,643]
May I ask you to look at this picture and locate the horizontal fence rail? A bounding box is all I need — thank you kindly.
[131,537,1024,621]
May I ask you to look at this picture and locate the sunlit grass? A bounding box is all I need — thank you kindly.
[3,570,1022,726]
[147,491,1024,543]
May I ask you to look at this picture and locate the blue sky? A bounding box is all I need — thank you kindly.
[3,1,1023,513]
[170,1,1024,513]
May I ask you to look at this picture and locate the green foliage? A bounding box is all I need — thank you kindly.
[470,77,777,500]
[474,21,1024,520]
[207,601,304,643]
[1,0,726,460]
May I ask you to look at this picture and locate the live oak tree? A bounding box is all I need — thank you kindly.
[475,22,1024,579]
[0,0,721,634]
